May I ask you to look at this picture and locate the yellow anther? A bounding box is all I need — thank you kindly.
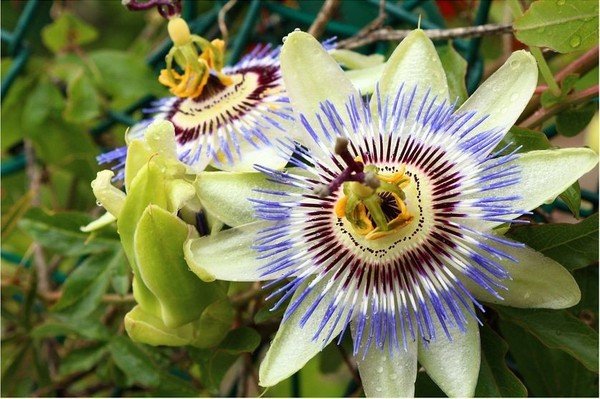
[352,204,374,235]
[159,62,209,98]
[334,196,348,218]
[378,166,408,185]
[160,20,233,99]
[168,17,192,46]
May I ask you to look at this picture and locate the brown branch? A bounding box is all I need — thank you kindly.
[230,286,264,306]
[337,23,513,50]
[519,85,599,129]
[24,141,50,296]
[337,345,361,386]
[308,0,340,39]
[218,0,237,44]
[534,46,599,94]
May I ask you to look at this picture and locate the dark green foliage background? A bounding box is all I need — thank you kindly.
[1,0,598,397]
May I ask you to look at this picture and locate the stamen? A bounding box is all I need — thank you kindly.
[158,17,232,99]
[323,138,413,240]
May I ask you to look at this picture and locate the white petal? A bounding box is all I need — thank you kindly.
[194,171,292,227]
[183,221,270,282]
[213,140,289,172]
[280,31,360,152]
[166,179,196,212]
[346,63,385,95]
[259,277,346,387]
[373,30,449,123]
[80,212,117,232]
[418,302,480,398]
[351,320,418,398]
[465,148,598,230]
[144,120,178,161]
[463,236,581,309]
[329,49,385,69]
[457,51,537,143]
[91,170,126,217]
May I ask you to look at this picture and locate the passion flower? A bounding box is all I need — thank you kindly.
[184,30,597,397]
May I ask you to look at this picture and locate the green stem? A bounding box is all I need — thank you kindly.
[508,0,561,96]
[530,47,562,96]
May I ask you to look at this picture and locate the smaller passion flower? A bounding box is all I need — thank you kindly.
[184,31,598,397]
[99,15,297,179]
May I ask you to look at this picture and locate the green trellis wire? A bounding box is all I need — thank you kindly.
[1,0,598,257]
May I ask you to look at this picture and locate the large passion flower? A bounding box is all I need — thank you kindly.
[184,30,597,397]
[98,17,296,178]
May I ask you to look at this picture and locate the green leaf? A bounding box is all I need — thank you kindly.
[414,371,445,397]
[108,336,160,388]
[1,191,32,241]
[318,343,343,374]
[1,344,30,396]
[570,266,598,331]
[189,348,239,393]
[475,325,527,397]
[154,372,199,397]
[254,303,286,324]
[500,320,598,397]
[558,181,581,218]
[18,208,119,256]
[19,208,114,249]
[494,126,551,156]
[508,213,598,271]
[1,75,36,150]
[41,12,98,53]
[63,70,101,124]
[514,0,599,53]
[88,50,163,106]
[219,327,261,354]
[22,79,65,134]
[438,42,468,105]
[28,118,98,181]
[52,250,126,318]
[110,255,130,296]
[495,306,599,372]
[192,299,235,348]
[59,345,108,376]
[31,318,111,341]
[556,102,597,137]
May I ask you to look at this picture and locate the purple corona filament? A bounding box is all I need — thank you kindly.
[251,84,527,357]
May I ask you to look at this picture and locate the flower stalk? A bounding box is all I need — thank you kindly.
[508,0,561,97]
